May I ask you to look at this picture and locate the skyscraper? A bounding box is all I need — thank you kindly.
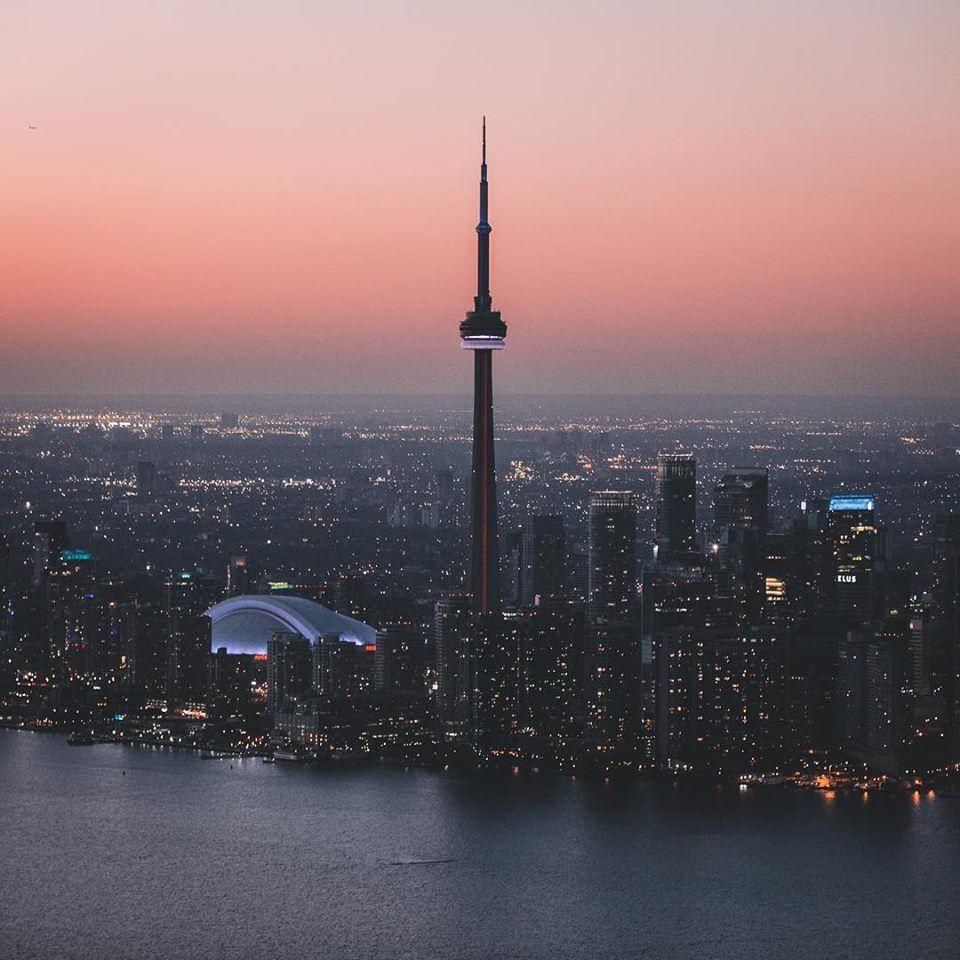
[655,454,697,562]
[837,622,906,773]
[136,461,158,502]
[32,519,67,588]
[433,595,472,730]
[713,467,769,539]
[28,521,97,677]
[226,555,255,597]
[714,467,769,610]
[828,494,880,619]
[588,491,638,623]
[374,623,426,693]
[165,570,218,710]
[459,119,507,615]
[520,515,567,606]
[266,630,312,715]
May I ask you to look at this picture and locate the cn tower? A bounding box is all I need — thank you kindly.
[459,118,507,615]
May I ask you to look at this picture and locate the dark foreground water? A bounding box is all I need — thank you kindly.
[1,731,959,960]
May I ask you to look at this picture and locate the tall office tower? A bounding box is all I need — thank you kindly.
[126,600,168,699]
[30,533,96,678]
[86,593,119,680]
[520,516,567,607]
[713,467,769,536]
[714,467,769,609]
[459,119,507,615]
[828,494,880,619]
[374,624,426,693]
[136,460,158,502]
[585,493,640,763]
[836,629,866,757]
[433,595,472,732]
[165,571,218,710]
[93,586,136,679]
[588,492,638,623]
[226,555,255,597]
[837,622,907,773]
[795,498,834,616]
[763,531,797,613]
[908,596,930,698]
[654,454,697,562]
[717,523,764,611]
[266,630,312,715]
[32,519,67,587]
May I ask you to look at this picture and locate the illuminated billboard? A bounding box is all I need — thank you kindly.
[828,494,875,512]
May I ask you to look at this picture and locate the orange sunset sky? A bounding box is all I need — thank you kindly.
[1,1,958,397]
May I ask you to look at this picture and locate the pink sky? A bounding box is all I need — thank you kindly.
[1,1,958,396]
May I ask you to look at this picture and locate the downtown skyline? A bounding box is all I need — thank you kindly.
[2,1,959,398]
[3,6,960,958]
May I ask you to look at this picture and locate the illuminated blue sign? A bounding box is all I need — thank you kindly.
[62,549,93,562]
[828,495,875,512]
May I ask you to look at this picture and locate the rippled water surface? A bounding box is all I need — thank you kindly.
[2,729,959,960]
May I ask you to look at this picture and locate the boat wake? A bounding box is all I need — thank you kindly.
[386,858,457,866]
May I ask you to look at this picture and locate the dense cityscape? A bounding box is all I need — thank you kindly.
[1,395,958,792]
[4,4,960,958]
[3,127,959,802]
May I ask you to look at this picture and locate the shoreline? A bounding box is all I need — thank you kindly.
[3,725,957,798]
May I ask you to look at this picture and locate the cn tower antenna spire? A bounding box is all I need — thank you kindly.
[476,117,491,308]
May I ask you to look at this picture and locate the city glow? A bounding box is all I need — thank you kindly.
[1,2,958,396]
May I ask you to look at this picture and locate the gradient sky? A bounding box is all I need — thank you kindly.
[1,1,958,397]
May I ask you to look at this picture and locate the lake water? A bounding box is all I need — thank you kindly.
[1,729,958,960]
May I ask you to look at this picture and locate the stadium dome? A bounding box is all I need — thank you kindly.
[206,594,376,655]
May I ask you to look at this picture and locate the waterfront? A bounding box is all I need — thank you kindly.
[1,730,959,960]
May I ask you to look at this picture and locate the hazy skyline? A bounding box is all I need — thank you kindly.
[1,1,958,397]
